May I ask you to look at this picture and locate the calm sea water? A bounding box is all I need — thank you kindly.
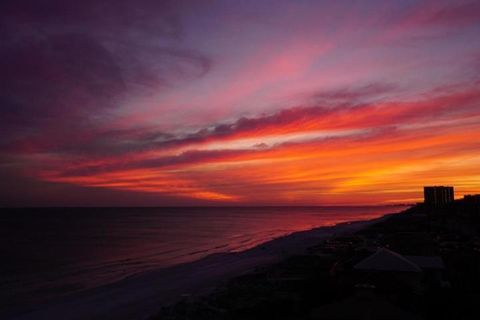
[0,206,405,311]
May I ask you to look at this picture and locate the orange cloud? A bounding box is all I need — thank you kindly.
[41,89,480,205]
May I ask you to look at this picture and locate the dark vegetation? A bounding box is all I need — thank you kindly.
[152,198,480,320]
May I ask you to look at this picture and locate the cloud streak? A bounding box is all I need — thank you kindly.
[1,0,480,206]
[36,82,480,205]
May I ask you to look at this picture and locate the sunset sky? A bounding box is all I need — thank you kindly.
[1,0,480,206]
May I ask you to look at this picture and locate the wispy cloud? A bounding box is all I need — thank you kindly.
[1,0,480,205]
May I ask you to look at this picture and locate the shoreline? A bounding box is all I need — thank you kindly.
[8,211,402,320]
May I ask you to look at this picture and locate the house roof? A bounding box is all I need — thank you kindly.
[354,248,422,272]
[405,256,445,269]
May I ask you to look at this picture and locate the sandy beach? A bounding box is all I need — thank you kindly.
[9,214,395,320]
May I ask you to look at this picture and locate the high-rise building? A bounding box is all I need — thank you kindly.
[424,186,454,206]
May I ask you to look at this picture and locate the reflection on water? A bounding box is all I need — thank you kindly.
[0,206,406,309]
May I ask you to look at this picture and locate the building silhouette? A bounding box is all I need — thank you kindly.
[424,186,454,206]
[464,194,480,203]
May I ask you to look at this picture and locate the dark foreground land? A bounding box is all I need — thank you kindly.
[152,199,480,320]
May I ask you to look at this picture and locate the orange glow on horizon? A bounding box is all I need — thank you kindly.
[5,1,480,206]
[40,90,480,205]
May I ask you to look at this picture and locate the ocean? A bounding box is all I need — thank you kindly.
[0,206,406,315]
